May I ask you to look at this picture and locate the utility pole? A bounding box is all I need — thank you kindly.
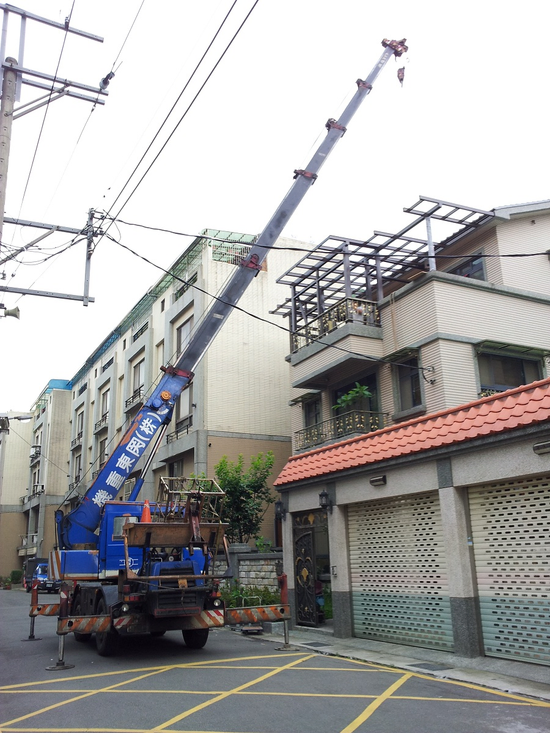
[0,4,107,307]
[0,57,16,265]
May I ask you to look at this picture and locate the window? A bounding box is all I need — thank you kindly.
[397,358,422,412]
[76,410,84,435]
[100,389,110,418]
[99,438,108,466]
[449,253,485,281]
[478,353,540,394]
[303,397,321,427]
[133,359,145,393]
[74,453,82,481]
[176,317,193,356]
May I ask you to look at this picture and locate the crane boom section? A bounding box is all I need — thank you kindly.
[57,38,407,550]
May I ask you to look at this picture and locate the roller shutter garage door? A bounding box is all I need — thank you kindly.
[469,477,550,665]
[348,492,454,651]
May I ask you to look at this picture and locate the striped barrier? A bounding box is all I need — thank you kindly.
[30,603,61,617]
[225,605,290,625]
[180,609,225,630]
[57,615,135,635]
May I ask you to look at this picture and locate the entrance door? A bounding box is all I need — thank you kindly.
[293,511,330,627]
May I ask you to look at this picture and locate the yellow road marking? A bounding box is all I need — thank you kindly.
[340,672,413,732]
[0,668,171,728]
[0,652,307,691]
[151,654,316,731]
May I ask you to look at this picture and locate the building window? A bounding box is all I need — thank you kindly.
[478,352,540,394]
[176,317,193,356]
[76,410,84,435]
[449,253,485,281]
[303,397,321,427]
[100,389,110,418]
[133,359,145,393]
[397,358,422,412]
[99,437,108,466]
[74,453,82,481]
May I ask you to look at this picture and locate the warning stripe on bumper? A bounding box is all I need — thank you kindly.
[225,605,290,625]
[29,604,60,617]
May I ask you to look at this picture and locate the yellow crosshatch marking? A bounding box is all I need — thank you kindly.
[0,652,548,733]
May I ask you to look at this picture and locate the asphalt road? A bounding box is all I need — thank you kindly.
[1,589,549,733]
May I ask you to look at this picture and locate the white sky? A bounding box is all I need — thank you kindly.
[0,0,548,410]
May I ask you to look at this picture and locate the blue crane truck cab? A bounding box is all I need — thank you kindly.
[55,482,229,656]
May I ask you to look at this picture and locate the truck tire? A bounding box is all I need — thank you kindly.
[95,598,119,657]
[72,597,92,644]
[182,628,209,649]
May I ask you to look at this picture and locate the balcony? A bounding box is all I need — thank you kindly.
[125,386,144,410]
[71,431,83,449]
[166,415,193,443]
[18,533,38,554]
[29,445,41,465]
[294,409,388,451]
[94,412,109,432]
[291,297,380,353]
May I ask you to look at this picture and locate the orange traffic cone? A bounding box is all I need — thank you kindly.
[141,500,152,523]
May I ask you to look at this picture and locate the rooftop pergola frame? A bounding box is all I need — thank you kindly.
[271,196,494,332]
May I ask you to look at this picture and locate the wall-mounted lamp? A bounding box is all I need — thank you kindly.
[319,489,333,513]
[533,440,550,455]
[274,499,286,521]
[192,403,197,408]
[369,475,387,487]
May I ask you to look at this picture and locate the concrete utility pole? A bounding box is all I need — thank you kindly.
[0,57,16,265]
[0,3,107,307]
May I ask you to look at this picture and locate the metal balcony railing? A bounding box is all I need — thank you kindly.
[125,386,144,410]
[166,415,193,443]
[294,410,388,451]
[291,297,380,353]
[71,431,83,448]
[94,412,109,432]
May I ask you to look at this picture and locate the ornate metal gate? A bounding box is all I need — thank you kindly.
[293,510,327,627]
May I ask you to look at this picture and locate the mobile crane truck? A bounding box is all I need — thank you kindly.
[31,38,408,659]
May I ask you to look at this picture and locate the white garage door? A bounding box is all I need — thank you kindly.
[469,477,550,665]
[348,492,454,651]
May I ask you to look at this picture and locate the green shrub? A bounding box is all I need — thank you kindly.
[10,569,22,584]
[221,581,281,608]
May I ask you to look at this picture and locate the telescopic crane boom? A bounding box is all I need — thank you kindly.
[56,38,408,551]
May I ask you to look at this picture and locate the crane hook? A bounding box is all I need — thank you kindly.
[397,67,405,87]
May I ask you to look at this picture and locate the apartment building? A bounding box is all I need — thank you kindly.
[273,197,550,667]
[0,382,72,578]
[63,230,302,546]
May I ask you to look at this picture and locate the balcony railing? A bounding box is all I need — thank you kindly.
[94,412,109,432]
[294,409,388,451]
[166,415,193,443]
[71,431,83,448]
[125,386,144,410]
[291,297,380,353]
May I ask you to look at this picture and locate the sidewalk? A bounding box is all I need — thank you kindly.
[261,621,550,702]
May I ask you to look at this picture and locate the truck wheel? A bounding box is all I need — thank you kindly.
[26,585,31,593]
[150,630,166,637]
[95,599,119,657]
[182,629,209,649]
[73,597,91,644]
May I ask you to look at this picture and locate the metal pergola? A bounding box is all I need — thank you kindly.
[271,196,494,330]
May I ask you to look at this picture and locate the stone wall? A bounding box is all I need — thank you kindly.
[226,545,282,593]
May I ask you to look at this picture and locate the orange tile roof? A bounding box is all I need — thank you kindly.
[274,378,550,486]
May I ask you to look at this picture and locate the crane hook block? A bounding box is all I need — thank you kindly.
[382,38,408,56]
